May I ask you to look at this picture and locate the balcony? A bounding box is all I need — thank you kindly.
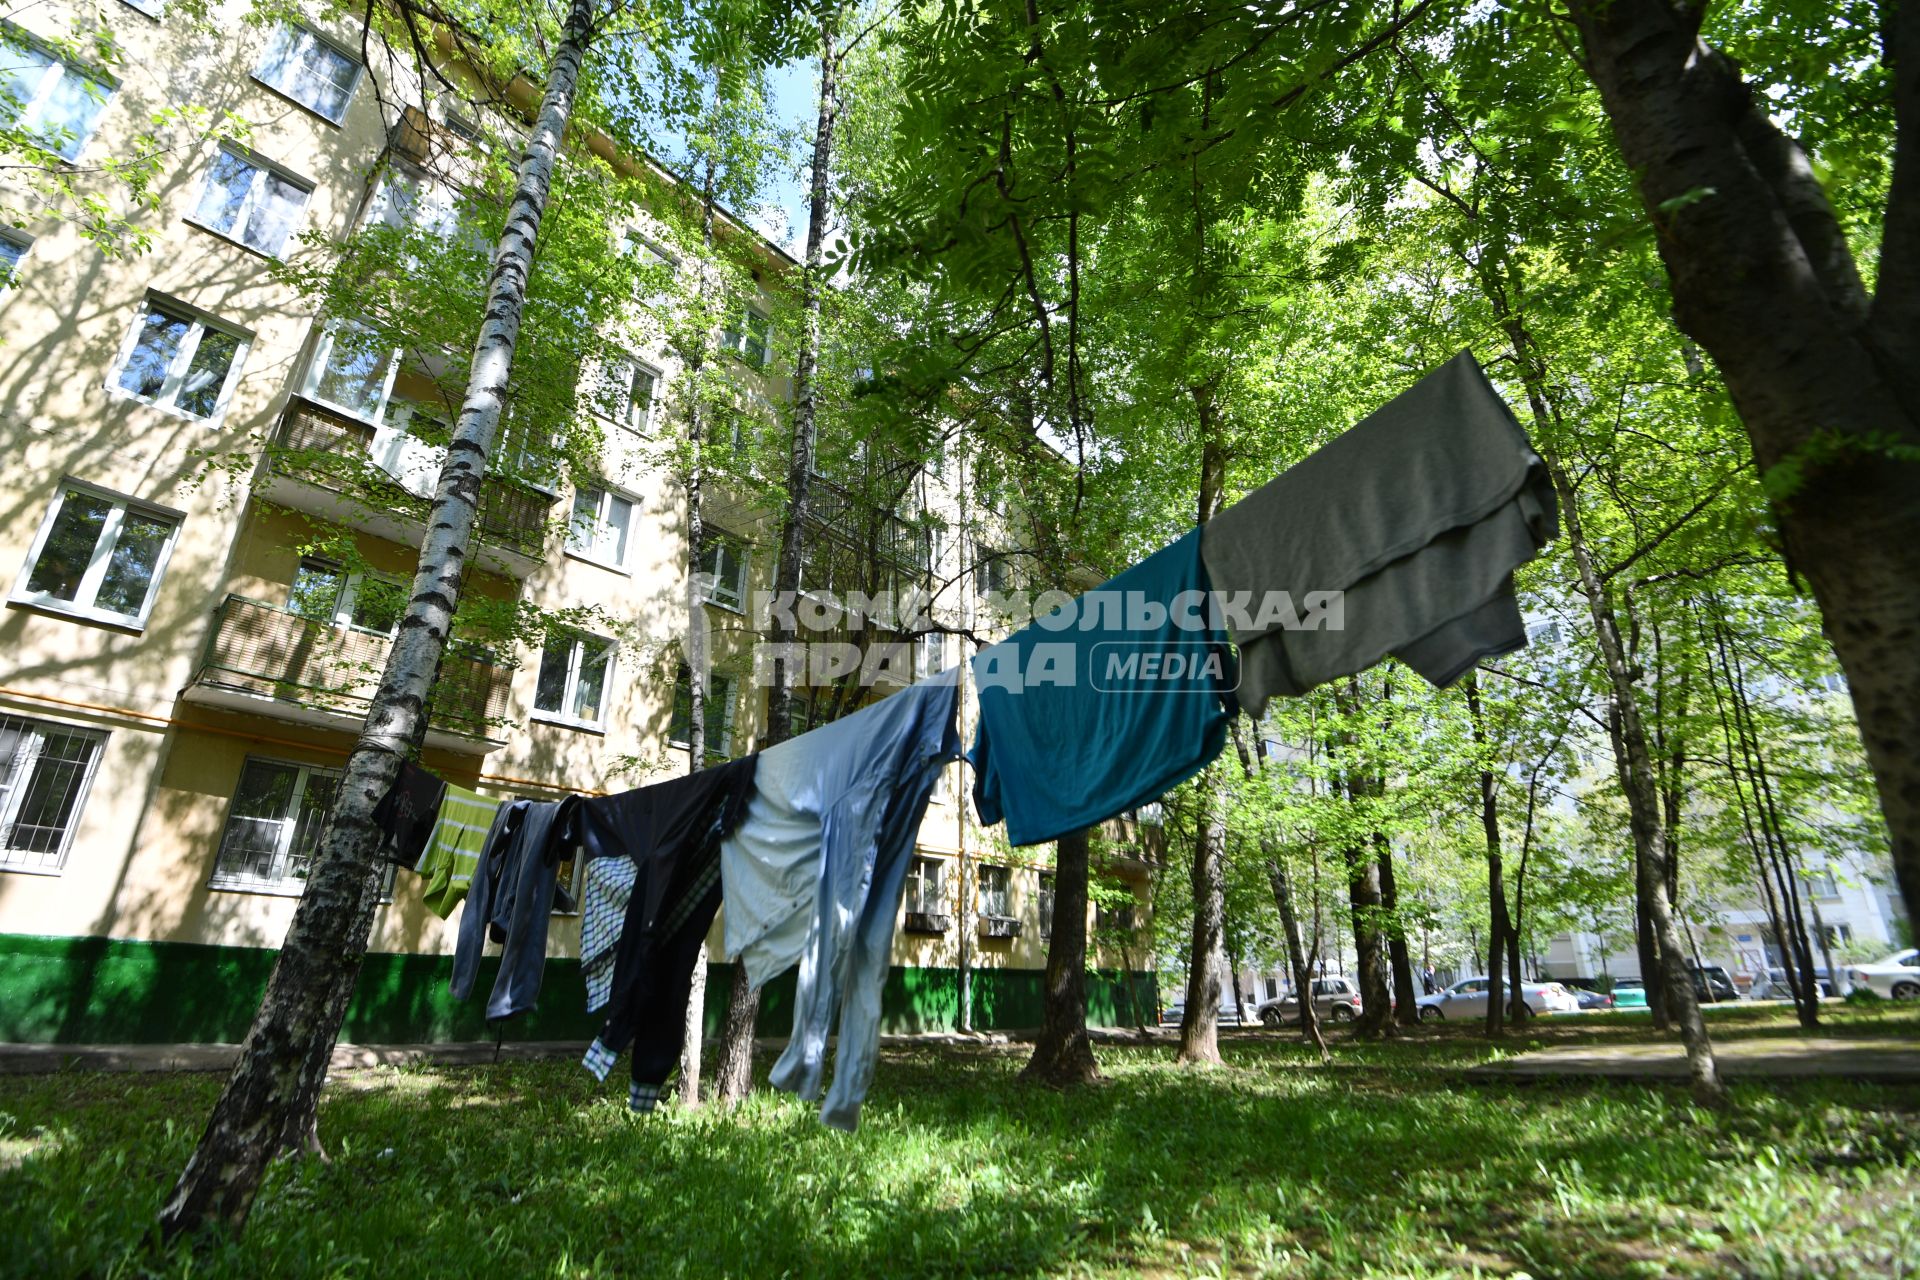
[261,397,554,578]
[183,595,510,755]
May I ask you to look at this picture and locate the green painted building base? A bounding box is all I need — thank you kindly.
[0,933,1157,1046]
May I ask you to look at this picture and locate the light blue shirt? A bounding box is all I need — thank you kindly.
[720,670,961,1130]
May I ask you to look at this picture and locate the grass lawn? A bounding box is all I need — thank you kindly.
[1,1004,1915,1279]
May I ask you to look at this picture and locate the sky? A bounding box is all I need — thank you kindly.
[746,57,818,259]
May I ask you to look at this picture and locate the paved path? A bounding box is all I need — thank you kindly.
[1471,1036,1920,1083]
[0,1040,600,1076]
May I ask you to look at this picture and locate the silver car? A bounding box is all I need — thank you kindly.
[1416,975,1580,1020]
[1255,976,1363,1026]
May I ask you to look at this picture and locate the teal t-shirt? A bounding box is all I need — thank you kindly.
[967,528,1233,846]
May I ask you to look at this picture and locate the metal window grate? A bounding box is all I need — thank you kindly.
[0,713,106,871]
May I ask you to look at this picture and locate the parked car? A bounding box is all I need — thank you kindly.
[1570,987,1615,1011]
[1255,976,1364,1026]
[1611,981,1648,1009]
[1750,966,1835,1000]
[1160,992,1259,1027]
[1415,976,1581,1021]
[1845,949,1920,1001]
[1687,963,1741,1003]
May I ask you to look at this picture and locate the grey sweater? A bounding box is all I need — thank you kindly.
[1201,351,1557,716]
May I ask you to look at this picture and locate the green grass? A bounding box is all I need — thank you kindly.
[1,1006,1915,1279]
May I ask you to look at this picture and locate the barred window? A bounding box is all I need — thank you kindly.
[0,714,105,872]
[905,856,945,914]
[978,864,1011,918]
[209,758,340,894]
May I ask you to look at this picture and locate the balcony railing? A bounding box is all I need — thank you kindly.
[192,594,510,738]
[270,397,554,560]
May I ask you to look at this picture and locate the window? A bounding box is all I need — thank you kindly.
[210,758,356,894]
[304,320,397,422]
[119,0,164,15]
[367,166,471,248]
[1096,895,1136,934]
[112,296,249,419]
[0,30,114,161]
[189,145,312,257]
[978,864,1011,919]
[698,531,749,611]
[567,486,635,569]
[255,23,359,123]
[0,231,27,290]
[0,714,104,872]
[722,306,771,369]
[1809,868,1840,899]
[583,354,657,433]
[286,559,403,634]
[977,550,1011,598]
[14,482,180,626]
[914,632,948,680]
[1038,872,1055,938]
[669,665,736,757]
[533,633,614,728]
[905,856,946,914]
[624,230,677,270]
[1821,923,1854,947]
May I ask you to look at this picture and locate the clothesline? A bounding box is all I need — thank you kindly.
[370,349,1556,1131]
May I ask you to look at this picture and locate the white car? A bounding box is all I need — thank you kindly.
[1845,949,1920,1001]
[1415,975,1581,1020]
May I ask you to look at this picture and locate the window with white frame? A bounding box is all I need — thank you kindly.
[722,306,771,368]
[698,530,749,610]
[286,558,404,634]
[0,231,28,289]
[0,29,115,161]
[1038,872,1055,937]
[1809,867,1840,899]
[367,165,476,251]
[669,665,736,757]
[112,296,249,419]
[623,230,677,270]
[978,864,1011,919]
[905,856,946,915]
[209,757,352,893]
[914,631,948,680]
[534,632,613,727]
[582,353,656,433]
[304,320,397,422]
[119,0,164,16]
[254,23,360,123]
[567,485,634,569]
[14,482,180,626]
[189,145,312,257]
[0,713,104,872]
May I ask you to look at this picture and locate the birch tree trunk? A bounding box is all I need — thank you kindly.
[1178,411,1228,1064]
[159,0,598,1238]
[1464,674,1509,1038]
[1565,0,1920,931]
[712,9,840,1106]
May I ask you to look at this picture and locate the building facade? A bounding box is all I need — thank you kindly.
[0,1,1152,1045]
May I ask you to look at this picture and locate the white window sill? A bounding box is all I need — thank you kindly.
[184,216,287,264]
[530,711,606,735]
[703,595,747,616]
[250,75,349,128]
[0,861,67,877]
[209,879,307,898]
[7,594,150,632]
[563,548,631,576]
[104,384,231,427]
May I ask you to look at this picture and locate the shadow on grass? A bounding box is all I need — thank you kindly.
[3,1020,1917,1279]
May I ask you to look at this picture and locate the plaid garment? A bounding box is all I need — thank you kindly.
[581,857,638,1012]
[628,1081,663,1113]
[582,1037,618,1083]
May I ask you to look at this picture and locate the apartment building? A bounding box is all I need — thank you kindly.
[0,1,1153,1044]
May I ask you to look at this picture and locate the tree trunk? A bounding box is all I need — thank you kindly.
[158,0,597,1240]
[1548,460,1724,1105]
[677,950,708,1107]
[1264,851,1329,1062]
[1021,828,1099,1086]
[1464,674,1509,1038]
[1178,765,1227,1065]
[1565,0,1920,933]
[713,4,844,1105]
[1376,835,1419,1027]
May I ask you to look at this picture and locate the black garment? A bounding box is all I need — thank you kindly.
[451,796,576,1021]
[370,760,447,869]
[574,756,759,1091]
